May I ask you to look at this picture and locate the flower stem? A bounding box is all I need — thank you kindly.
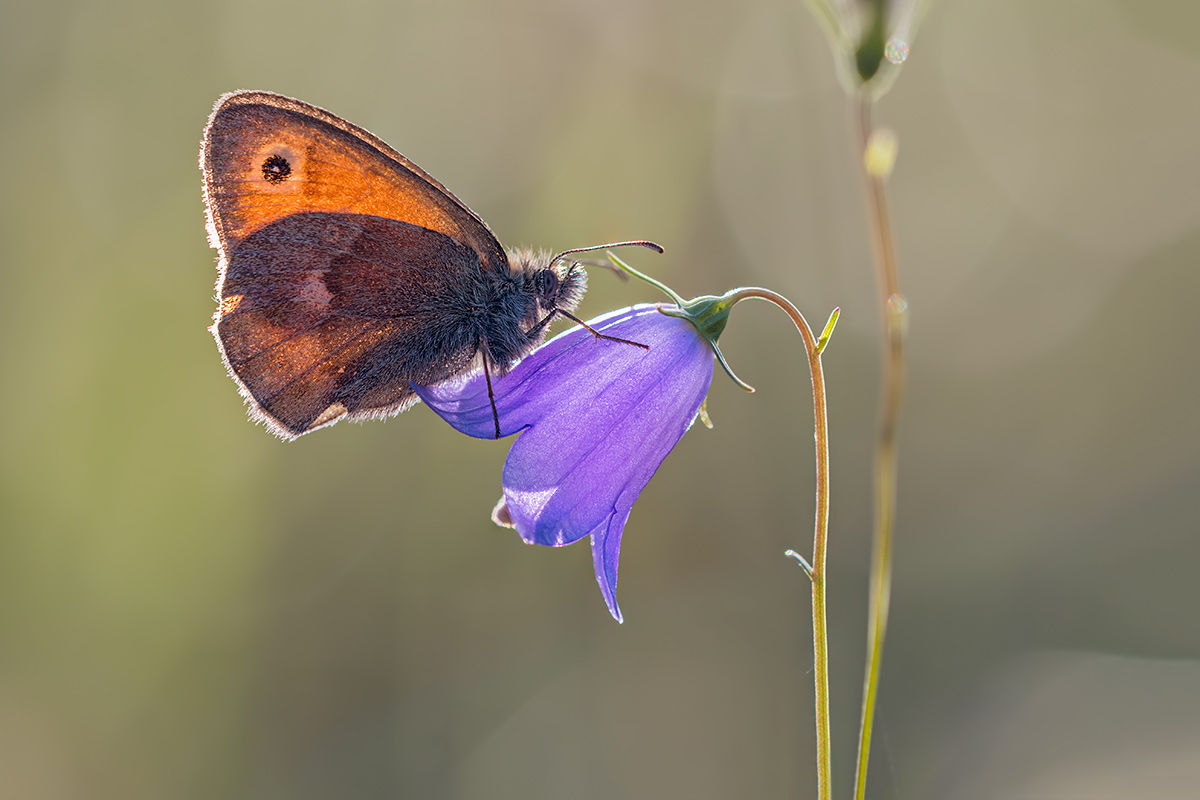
[726,288,834,800]
[852,95,904,800]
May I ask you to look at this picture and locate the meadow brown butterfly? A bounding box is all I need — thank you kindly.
[201,90,660,440]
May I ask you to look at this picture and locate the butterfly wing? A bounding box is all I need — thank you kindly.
[201,91,506,439]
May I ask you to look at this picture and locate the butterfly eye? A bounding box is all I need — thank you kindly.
[533,269,560,304]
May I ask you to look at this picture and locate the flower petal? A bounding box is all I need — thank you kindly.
[591,509,630,623]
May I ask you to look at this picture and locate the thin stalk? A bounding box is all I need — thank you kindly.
[852,96,905,800]
[726,288,834,800]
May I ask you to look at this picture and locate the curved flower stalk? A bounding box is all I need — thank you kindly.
[414,304,716,623]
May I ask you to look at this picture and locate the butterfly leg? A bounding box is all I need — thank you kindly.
[525,308,560,340]
[527,308,650,351]
[559,310,650,350]
[482,349,502,440]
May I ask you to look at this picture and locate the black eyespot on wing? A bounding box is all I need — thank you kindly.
[262,154,291,184]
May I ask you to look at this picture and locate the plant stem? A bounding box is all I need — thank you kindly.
[727,288,834,800]
[852,96,905,800]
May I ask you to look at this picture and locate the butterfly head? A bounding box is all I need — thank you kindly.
[508,249,588,320]
[513,238,666,322]
[499,240,664,361]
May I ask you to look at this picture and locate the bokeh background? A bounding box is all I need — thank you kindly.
[3,0,1198,797]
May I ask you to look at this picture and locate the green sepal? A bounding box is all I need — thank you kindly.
[606,253,755,393]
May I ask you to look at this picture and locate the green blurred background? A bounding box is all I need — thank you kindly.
[3,0,1198,797]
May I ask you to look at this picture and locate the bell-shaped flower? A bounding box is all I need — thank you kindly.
[413,304,717,622]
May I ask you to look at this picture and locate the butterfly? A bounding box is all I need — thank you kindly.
[200,90,659,440]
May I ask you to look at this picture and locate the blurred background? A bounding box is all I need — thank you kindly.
[2,0,1198,797]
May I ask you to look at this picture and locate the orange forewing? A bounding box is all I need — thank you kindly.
[201,91,503,267]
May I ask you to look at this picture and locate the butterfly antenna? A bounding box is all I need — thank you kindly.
[549,240,663,271]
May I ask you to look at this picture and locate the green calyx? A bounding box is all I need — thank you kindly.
[664,295,731,344]
[605,252,755,393]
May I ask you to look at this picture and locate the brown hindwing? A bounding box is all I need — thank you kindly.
[214,213,485,438]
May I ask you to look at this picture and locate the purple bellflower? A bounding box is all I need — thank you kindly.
[414,303,723,622]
